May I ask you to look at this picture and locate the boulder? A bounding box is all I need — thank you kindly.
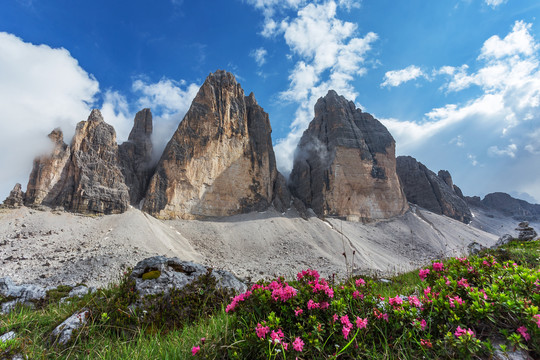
[2,183,25,208]
[467,241,486,255]
[0,277,48,313]
[129,256,247,298]
[515,221,537,241]
[119,109,155,205]
[396,156,472,224]
[143,70,288,219]
[289,90,408,220]
[50,308,89,346]
[491,234,514,248]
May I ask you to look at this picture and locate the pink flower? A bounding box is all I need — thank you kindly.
[517,326,531,341]
[255,323,270,339]
[320,301,330,309]
[355,278,366,286]
[389,296,403,306]
[294,308,303,316]
[420,319,427,331]
[382,313,389,322]
[297,269,320,281]
[352,290,360,299]
[408,295,421,308]
[356,317,368,329]
[420,339,432,348]
[419,268,430,281]
[307,299,320,310]
[457,278,469,288]
[200,337,206,344]
[225,290,252,313]
[282,342,289,351]
[449,296,464,308]
[292,337,304,352]
[432,262,444,272]
[533,314,540,328]
[270,329,284,344]
[342,325,352,339]
[333,313,339,322]
[454,326,475,338]
[191,346,200,355]
[424,287,431,296]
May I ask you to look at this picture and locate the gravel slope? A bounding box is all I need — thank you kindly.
[0,204,498,287]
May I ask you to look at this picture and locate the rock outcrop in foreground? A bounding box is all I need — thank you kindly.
[143,70,288,219]
[2,183,25,208]
[119,108,154,205]
[289,90,408,220]
[24,110,130,214]
[396,156,472,223]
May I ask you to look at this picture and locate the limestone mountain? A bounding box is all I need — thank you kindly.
[119,108,154,205]
[142,70,289,219]
[24,128,71,207]
[396,156,472,223]
[289,90,408,220]
[466,192,540,221]
[23,110,130,214]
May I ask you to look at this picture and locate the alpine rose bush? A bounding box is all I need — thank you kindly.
[192,247,539,359]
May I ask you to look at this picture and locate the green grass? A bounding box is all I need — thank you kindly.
[0,239,538,359]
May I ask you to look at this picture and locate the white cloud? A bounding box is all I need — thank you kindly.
[484,0,507,8]
[251,1,377,174]
[488,143,518,158]
[250,47,268,67]
[467,154,479,166]
[0,32,99,200]
[132,77,200,161]
[449,135,465,147]
[381,65,426,87]
[480,21,537,60]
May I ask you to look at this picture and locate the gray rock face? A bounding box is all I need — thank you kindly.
[466,192,540,222]
[50,308,89,346]
[24,129,71,207]
[143,70,289,219]
[492,234,514,248]
[0,277,48,313]
[130,256,247,298]
[396,156,472,224]
[468,241,486,255]
[24,110,130,214]
[516,221,537,241]
[119,109,154,205]
[289,90,408,220]
[0,331,16,342]
[2,183,24,208]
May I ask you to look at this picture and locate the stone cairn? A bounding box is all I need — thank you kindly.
[515,221,537,241]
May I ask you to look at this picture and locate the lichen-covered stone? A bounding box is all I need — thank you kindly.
[50,308,89,346]
[143,70,287,219]
[130,256,247,298]
[396,156,472,224]
[289,90,408,220]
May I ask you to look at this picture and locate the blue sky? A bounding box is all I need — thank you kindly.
[1,0,540,204]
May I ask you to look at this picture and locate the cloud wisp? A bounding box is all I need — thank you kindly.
[381,65,426,87]
[248,0,376,175]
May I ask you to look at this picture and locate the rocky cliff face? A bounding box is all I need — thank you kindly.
[24,110,130,214]
[24,129,71,207]
[2,183,25,207]
[289,90,408,220]
[143,70,288,219]
[466,192,540,221]
[396,156,472,223]
[119,109,154,205]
